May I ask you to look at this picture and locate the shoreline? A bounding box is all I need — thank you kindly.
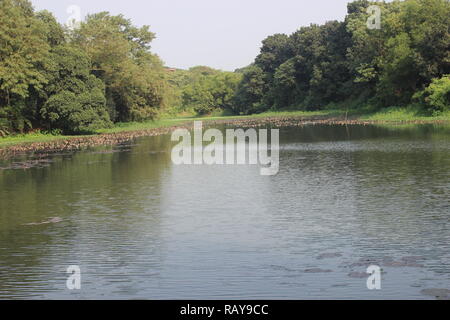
[1,111,449,160]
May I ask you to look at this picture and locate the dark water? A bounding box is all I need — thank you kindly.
[0,124,449,299]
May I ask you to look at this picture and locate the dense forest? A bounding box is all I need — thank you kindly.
[0,0,169,135]
[0,0,449,136]
[165,66,242,116]
[233,0,450,115]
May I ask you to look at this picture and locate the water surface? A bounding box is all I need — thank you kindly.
[0,124,449,299]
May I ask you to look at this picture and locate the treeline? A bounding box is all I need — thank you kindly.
[1,0,449,136]
[0,0,168,135]
[166,66,241,116]
[233,0,450,115]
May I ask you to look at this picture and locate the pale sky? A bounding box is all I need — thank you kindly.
[30,0,354,71]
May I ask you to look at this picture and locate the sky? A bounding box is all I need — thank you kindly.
[30,0,354,71]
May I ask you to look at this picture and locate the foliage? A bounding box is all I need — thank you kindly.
[165,66,241,116]
[0,0,50,132]
[1,0,449,135]
[40,45,112,133]
[0,1,168,135]
[234,0,450,114]
[414,75,450,114]
[233,65,270,114]
[182,70,242,115]
[72,12,167,122]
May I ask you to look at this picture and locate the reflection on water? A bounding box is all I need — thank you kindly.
[0,124,449,299]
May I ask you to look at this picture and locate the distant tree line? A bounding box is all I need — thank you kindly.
[166,66,242,116]
[233,0,450,115]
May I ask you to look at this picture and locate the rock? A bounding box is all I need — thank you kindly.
[350,258,381,267]
[317,253,342,260]
[347,272,368,278]
[400,256,424,263]
[332,284,350,287]
[303,268,333,273]
[420,289,450,299]
[383,260,424,268]
[383,261,406,267]
[268,265,297,272]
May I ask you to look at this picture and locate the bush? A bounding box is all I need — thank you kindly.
[0,104,33,134]
[41,78,111,134]
[414,75,450,114]
[40,45,112,134]
[182,71,241,116]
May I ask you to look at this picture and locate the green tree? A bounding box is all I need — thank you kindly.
[182,70,241,115]
[39,45,111,133]
[73,12,166,122]
[0,0,50,132]
[234,65,270,114]
[235,0,449,114]
[414,75,450,113]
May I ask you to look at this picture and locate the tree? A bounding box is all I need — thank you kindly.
[73,12,166,122]
[255,34,292,75]
[0,0,50,132]
[414,75,450,114]
[234,0,449,114]
[234,65,270,114]
[182,70,241,115]
[39,45,111,133]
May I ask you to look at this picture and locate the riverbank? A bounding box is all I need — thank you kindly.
[1,107,449,159]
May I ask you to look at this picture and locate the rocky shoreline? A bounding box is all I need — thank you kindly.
[1,116,449,160]
[0,125,187,160]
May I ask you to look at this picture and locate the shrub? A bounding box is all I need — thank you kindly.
[41,78,111,134]
[40,45,112,134]
[414,75,450,114]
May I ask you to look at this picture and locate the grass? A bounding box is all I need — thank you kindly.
[359,106,450,121]
[96,119,181,134]
[0,132,73,148]
[1,107,449,149]
[0,119,181,148]
[172,109,343,121]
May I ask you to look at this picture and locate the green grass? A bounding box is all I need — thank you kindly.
[171,109,343,121]
[1,107,449,149]
[359,106,450,121]
[0,132,73,148]
[96,119,181,134]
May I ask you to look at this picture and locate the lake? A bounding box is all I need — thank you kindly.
[0,123,449,299]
